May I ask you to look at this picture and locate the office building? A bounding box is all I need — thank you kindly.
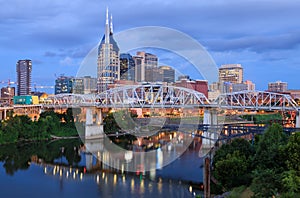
[97,8,120,92]
[133,55,143,82]
[55,76,73,94]
[244,80,255,91]
[55,76,84,94]
[159,66,175,83]
[72,78,84,94]
[219,64,243,84]
[134,51,158,82]
[120,53,135,81]
[268,81,288,92]
[82,76,97,94]
[174,79,208,97]
[16,59,32,96]
[0,86,15,105]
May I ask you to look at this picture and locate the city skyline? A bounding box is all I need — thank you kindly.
[1,0,300,92]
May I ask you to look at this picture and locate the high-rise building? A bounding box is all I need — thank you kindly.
[218,64,243,84]
[134,51,158,82]
[244,80,255,91]
[159,66,175,83]
[82,76,97,94]
[97,8,120,92]
[120,53,135,81]
[133,55,143,82]
[55,76,73,95]
[72,78,84,94]
[54,76,84,95]
[268,81,288,92]
[16,59,32,96]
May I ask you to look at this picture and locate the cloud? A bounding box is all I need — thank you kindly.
[59,56,75,66]
[44,51,57,57]
[204,32,300,53]
[32,59,43,65]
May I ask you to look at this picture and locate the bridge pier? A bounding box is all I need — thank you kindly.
[202,109,218,150]
[84,138,104,171]
[296,111,300,128]
[85,107,104,139]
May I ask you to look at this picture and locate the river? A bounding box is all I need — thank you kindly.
[0,135,205,198]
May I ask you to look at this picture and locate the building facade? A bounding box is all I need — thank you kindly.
[97,9,120,92]
[120,53,135,81]
[159,65,175,83]
[268,81,288,92]
[219,64,243,84]
[134,51,158,82]
[174,79,208,97]
[55,76,73,94]
[82,76,97,94]
[16,59,32,96]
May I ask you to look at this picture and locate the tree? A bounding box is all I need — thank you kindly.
[280,133,300,194]
[284,133,300,172]
[251,168,281,197]
[251,123,288,196]
[213,138,254,190]
[214,151,249,189]
[253,123,288,171]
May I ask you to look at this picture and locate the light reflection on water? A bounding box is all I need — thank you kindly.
[0,136,204,197]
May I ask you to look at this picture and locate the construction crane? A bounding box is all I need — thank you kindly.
[0,79,17,88]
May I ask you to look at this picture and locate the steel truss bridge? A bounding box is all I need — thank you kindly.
[46,84,300,112]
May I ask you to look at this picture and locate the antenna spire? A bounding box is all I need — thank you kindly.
[110,14,113,34]
[106,7,109,25]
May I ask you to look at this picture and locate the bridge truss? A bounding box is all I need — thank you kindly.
[45,86,299,111]
[214,90,299,111]
[95,84,210,108]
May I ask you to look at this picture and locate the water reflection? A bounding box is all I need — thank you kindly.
[83,131,197,173]
[0,136,204,197]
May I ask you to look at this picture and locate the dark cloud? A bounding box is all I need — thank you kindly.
[32,59,43,65]
[204,32,300,52]
[44,51,56,57]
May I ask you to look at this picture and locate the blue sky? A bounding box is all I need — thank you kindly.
[0,0,300,93]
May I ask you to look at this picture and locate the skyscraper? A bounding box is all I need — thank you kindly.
[134,51,158,82]
[16,59,32,96]
[218,64,243,84]
[97,8,120,93]
[159,65,175,83]
[120,53,135,81]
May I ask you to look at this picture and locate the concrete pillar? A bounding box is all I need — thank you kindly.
[96,109,103,125]
[202,109,218,149]
[86,108,93,125]
[85,107,104,139]
[85,153,93,171]
[203,109,218,126]
[203,109,211,126]
[296,111,300,128]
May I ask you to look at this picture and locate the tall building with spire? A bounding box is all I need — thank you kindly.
[97,8,120,92]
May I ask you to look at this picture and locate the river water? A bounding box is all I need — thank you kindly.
[0,136,204,198]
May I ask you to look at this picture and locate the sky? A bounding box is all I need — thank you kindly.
[0,0,300,93]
